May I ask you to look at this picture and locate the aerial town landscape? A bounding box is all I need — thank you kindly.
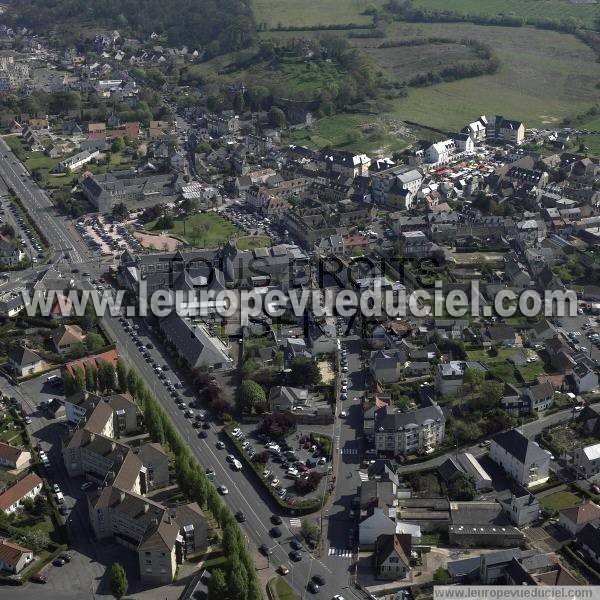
[0,1,597,599]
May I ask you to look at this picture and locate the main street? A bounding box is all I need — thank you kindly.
[0,136,89,263]
[0,139,368,597]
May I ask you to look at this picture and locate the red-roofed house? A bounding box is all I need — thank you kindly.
[0,539,33,573]
[0,473,43,514]
[65,349,118,376]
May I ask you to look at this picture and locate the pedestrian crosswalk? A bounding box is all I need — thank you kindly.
[289,518,301,528]
[358,471,369,482]
[328,547,353,558]
[339,448,359,455]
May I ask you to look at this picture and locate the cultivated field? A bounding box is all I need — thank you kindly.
[356,40,480,83]
[253,0,384,28]
[368,21,600,130]
[413,0,600,27]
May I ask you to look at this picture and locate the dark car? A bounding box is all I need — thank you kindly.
[289,550,302,562]
[271,515,283,525]
[192,421,201,428]
[30,573,48,584]
[270,527,282,538]
[198,430,208,438]
[60,553,72,563]
[259,544,272,556]
[312,575,325,586]
[146,343,154,349]
[202,421,210,429]
[307,581,320,594]
[290,539,303,551]
[235,511,246,522]
[52,557,65,567]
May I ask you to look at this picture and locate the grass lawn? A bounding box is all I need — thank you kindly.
[412,0,600,28]
[269,576,300,600]
[466,347,519,384]
[517,360,545,384]
[540,491,581,513]
[146,212,241,249]
[236,235,272,250]
[253,0,384,28]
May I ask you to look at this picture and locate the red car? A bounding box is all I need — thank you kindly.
[30,573,48,584]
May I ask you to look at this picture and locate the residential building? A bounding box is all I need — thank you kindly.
[88,486,207,585]
[573,363,598,394]
[372,533,411,580]
[501,486,540,527]
[456,453,493,491]
[0,237,23,267]
[576,522,600,567]
[268,386,309,412]
[573,443,600,479]
[0,442,31,470]
[373,399,445,457]
[490,429,551,487]
[51,324,84,355]
[0,540,33,574]
[0,473,43,514]
[435,361,486,396]
[523,381,554,412]
[7,345,43,377]
[486,115,525,145]
[559,501,600,536]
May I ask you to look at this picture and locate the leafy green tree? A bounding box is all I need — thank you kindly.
[207,568,228,599]
[433,567,451,585]
[464,368,485,393]
[268,106,286,128]
[84,332,104,353]
[72,365,85,393]
[226,555,248,600]
[111,137,125,153]
[289,356,321,387]
[98,361,116,393]
[301,519,320,544]
[85,364,98,391]
[236,380,266,414]
[116,359,128,393]
[110,563,128,599]
[112,202,129,221]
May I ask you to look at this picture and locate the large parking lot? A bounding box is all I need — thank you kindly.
[232,422,331,506]
[222,205,281,241]
[76,214,142,257]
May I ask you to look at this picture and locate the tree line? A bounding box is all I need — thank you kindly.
[12,0,255,57]
[64,358,262,599]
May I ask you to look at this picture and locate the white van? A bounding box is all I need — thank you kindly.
[55,491,64,504]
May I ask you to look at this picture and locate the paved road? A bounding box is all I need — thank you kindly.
[0,136,89,263]
[0,143,368,598]
[99,309,366,599]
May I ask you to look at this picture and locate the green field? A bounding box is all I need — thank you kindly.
[146,212,241,249]
[268,576,299,600]
[268,19,599,153]
[413,0,600,27]
[381,22,600,130]
[357,40,481,82]
[253,0,384,28]
[236,235,272,250]
[540,490,581,512]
